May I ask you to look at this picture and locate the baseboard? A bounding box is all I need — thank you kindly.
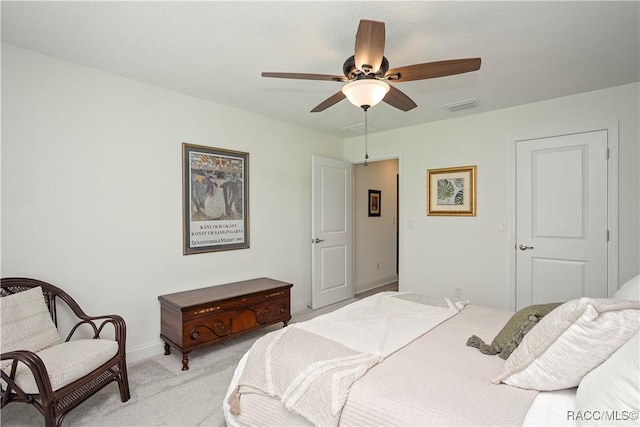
[291,299,312,314]
[295,276,398,312]
[126,340,165,365]
[355,275,398,295]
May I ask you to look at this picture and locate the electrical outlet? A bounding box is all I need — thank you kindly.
[454,288,462,297]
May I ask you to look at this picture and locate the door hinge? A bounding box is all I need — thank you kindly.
[606,148,610,160]
[607,229,610,242]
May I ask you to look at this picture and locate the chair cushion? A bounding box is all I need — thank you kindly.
[6,339,119,393]
[0,286,62,357]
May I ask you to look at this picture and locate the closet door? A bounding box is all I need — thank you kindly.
[515,130,609,309]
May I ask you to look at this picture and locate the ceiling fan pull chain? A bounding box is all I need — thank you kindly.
[364,107,369,166]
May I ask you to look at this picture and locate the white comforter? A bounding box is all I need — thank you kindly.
[228,292,467,425]
[295,292,468,357]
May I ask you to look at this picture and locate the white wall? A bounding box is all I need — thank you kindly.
[345,83,640,310]
[1,44,344,362]
[354,159,398,293]
[3,43,638,363]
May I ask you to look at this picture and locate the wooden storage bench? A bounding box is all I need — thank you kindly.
[158,277,292,370]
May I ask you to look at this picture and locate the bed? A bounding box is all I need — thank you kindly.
[224,276,640,427]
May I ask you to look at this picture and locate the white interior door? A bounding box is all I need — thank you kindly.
[311,156,353,309]
[516,130,609,309]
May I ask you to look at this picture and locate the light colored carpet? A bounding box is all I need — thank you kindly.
[1,284,396,426]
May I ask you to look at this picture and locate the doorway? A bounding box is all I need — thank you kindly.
[353,158,399,294]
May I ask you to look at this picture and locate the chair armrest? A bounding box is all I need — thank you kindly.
[65,314,127,347]
[1,350,55,400]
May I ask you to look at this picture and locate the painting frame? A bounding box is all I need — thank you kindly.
[427,165,476,216]
[368,189,381,217]
[182,143,250,255]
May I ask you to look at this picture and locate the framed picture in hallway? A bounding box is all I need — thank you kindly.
[368,189,381,217]
[182,143,249,254]
[427,165,476,216]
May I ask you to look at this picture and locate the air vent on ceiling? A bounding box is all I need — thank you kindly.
[343,123,366,133]
[443,98,480,112]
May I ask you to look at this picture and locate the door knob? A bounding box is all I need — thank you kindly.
[518,244,534,251]
[313,238,325,244]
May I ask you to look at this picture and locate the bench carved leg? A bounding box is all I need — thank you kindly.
[182,353,190,371]
[164,342,171,355]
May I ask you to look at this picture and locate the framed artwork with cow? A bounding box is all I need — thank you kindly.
[182,143,249,254]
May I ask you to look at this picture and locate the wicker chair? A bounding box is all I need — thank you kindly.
[1,277,130,427]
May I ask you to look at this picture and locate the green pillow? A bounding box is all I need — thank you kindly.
[466,302,561,360]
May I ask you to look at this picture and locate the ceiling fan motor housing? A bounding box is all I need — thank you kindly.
[343,55,389,80]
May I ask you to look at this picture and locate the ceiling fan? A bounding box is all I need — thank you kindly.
[262,19,481,112]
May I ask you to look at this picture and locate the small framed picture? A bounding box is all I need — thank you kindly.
[427,165,476,216]
[368,189,381,217]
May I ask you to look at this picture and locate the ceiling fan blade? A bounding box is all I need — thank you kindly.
[354,19,385,74]
[385,58,481,82]
[383,85,417,111]
[262,72,347,82]
[311,91,346,112]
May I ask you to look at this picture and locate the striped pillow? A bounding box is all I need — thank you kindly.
[492,298,640,390]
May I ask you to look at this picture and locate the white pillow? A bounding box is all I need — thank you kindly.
[575,332,639,426]
[0,286,62,356]
[615,275,640,301]
[492,298,640,391]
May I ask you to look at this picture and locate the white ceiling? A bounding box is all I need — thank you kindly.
[2,1,639,137]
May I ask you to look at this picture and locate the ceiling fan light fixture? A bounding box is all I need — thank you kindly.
[342,79,390,109]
